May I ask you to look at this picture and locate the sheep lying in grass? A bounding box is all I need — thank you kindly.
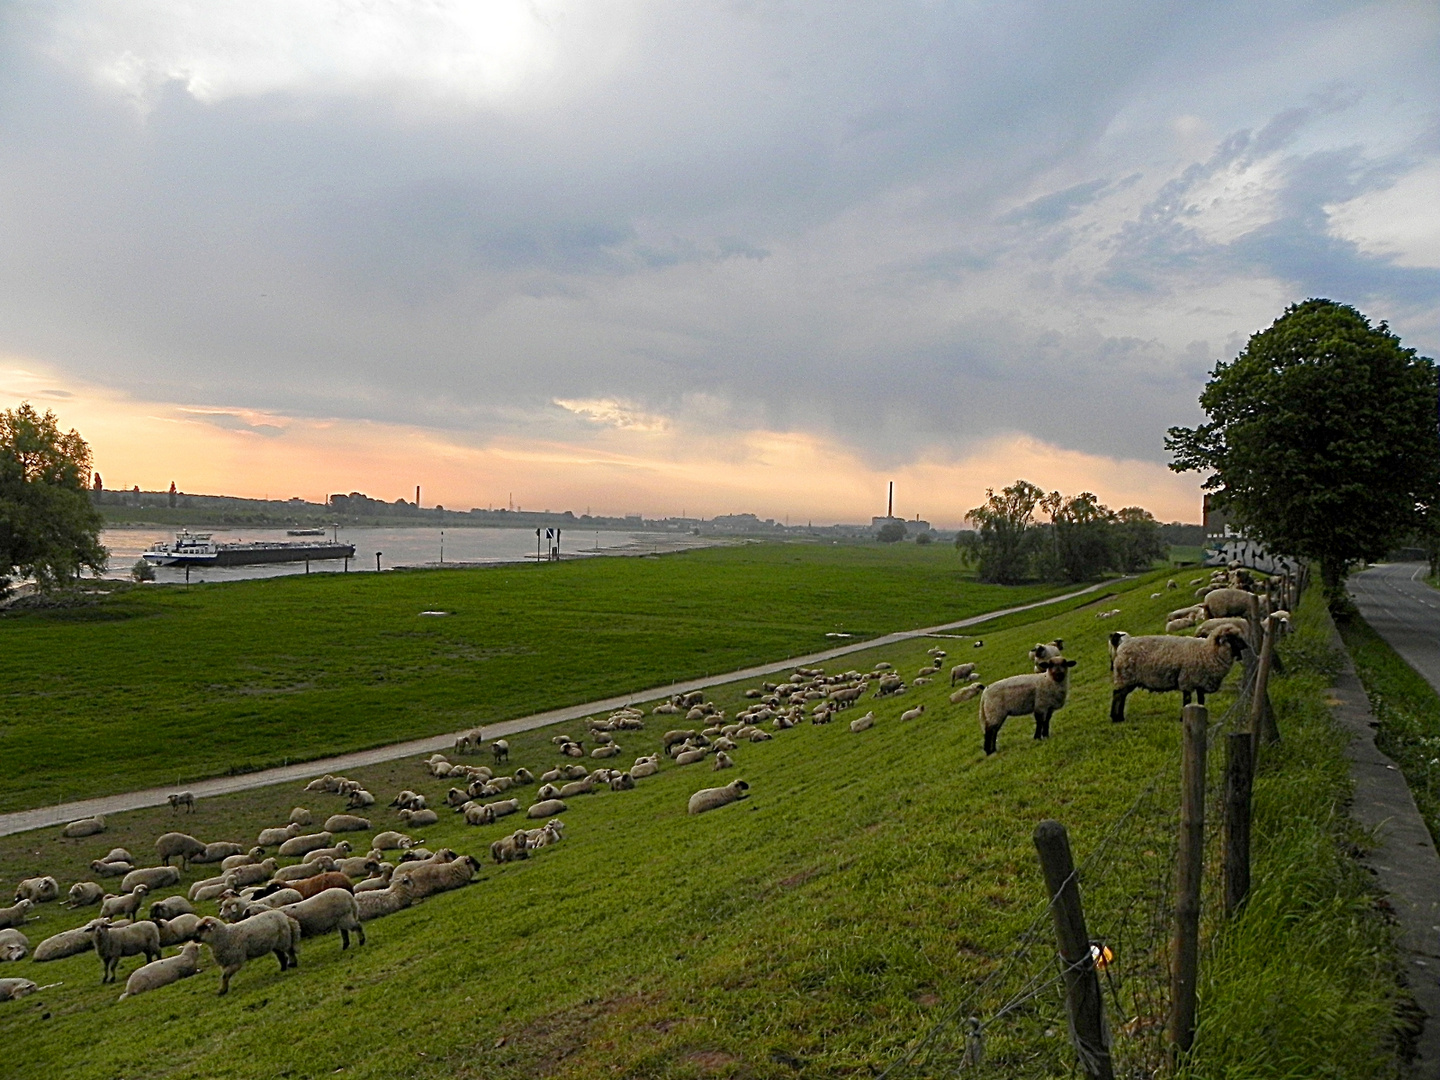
[121,866,180,893]
[14,877,59,904]
[289,873,354,901]
[33,925,96,961]
[354,873,417,921]
[196,912,300,995]
[371,831,417,851]
[398,808,439,828]
[193,842,245,864]
[148,895,194,922]
[67,882,104,908]
[91,858,132,878]
[950,682,985,705]
[849,711,876,733]
[978,656,1077,755]
[63,815,106,838]
[90,917,162,983]
[0,928,29,961]
[118,941,202,1001]
[527,799,567,819]
[688,780,750,815]
[303,842,353,863]
[0,899,34,929]
[0,978,39,1001]
[275,889,365,949]
[271,858,336,884]
[324,814,371,833]
[155,913,205,947]
[1109,627,1248,722]
[900,705,926,722]
[490,831,529,863]
[278,832,334,858]
[222,861,279,890]
[404,855,482,899]
[155,832,207,870]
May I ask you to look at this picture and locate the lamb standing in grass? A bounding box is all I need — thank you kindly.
[1109,627,1248,722]
[195,912,300,996]
[978,656,1077,755]
[118,941,203,1001]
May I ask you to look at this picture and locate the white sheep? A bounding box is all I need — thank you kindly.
[950,682,985,705]
[33,925,96,962]
[13,877,59,904]
[1110,627,1248,722]
[289,807,313,826]
[0,928,29,961]
[278,832,334,858]
[195,912,301,995]
[398,808,439,828]
[849,711,876,733]
[118,940,203,1001]
[62,814,107,838]
[155,913,205,947]
[404,855,482,898]
[527,799,567,819]
[155,832,207,870]
[900,705,926,722]
[371,831,417,851]
[192,842,246,864]
[167,791,196,813]
[147,894,194,922]
[274,889,366,949]
[257,823,302,848]
[354,872,417,921]
[978,656,1077,755]
[324,814,371,833]
[66,882,104,908]
[0,899,34,929]
[688,780,750,815]
[0,978,39,1001]
[100,883,150,921]
[89,916,162,983]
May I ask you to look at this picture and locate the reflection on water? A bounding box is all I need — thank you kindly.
[101,526,719,584]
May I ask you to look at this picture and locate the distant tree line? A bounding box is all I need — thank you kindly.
[955,480,1166,584]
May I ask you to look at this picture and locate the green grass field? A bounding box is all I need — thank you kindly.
[0,543,1070,812]
[0,572,1408,1078]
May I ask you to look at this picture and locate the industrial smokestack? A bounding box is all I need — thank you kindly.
[888,481,893,519]
[416,485,421,507]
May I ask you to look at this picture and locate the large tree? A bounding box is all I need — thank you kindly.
[0,403,107,590]
[1167,299,1439,601]
[967,480,1045,583]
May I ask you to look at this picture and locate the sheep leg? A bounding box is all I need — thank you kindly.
[1110,686,1132,723]
[1033,713,1045,740]
[355,923,366,947]
[1195,689,1206,705]
[982,723,1000,756]
[340,928,350,950]
[274,949,288,971]
[1182,690,1192,706]
[219,966,235,995]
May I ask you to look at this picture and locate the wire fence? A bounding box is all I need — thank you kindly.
[878,629,1267,1079]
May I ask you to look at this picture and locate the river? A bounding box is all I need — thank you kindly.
[100,525,724,584]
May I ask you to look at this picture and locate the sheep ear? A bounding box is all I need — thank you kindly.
[1063,659,1077,668]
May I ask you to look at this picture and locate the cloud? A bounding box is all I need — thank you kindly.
[0,1,1435,524]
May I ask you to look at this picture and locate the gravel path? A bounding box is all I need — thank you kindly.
[0,579,1118,837]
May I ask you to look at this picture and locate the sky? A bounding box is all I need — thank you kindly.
[0,1,1436,526]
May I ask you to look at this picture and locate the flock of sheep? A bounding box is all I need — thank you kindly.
[1,564,1291,1010]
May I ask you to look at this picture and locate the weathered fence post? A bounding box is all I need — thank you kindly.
[1249,614,1280,747]
[1034,820,1114,1080]
[1224,731,1253,915]
[1169,704,1207,1058]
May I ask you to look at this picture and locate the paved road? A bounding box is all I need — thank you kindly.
[1349,562,1440,691]
[0,578,1121,837]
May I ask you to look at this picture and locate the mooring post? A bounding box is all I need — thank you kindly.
[1169,703,1208,1057]
[1033,819,1114,1080]
[1224,731,1253,916]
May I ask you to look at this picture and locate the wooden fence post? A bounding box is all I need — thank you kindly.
[1169,704,1207,1058]
[1249,615,1280,747]
[1224,731,1253,916]
[1034,820,1114,1080]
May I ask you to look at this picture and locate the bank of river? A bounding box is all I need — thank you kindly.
[101,525,726,583]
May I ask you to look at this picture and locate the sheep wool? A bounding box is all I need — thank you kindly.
[196,912,300,996]
[118,941,203,1001]
[1110,628,1248,722]
[0,928,29,961]
[688,780,750,815]
[978,656,1077,755]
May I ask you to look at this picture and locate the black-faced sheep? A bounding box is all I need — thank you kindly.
[196,911,300,995]
[1109,627,1248,722]
[688,780,750,815]
[118,940,203,1000]
[978,656,1077,755]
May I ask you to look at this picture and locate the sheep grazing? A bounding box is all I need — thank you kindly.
[274,888,365,949]
[405,855,482,898]
[257,823,302,848]
[148,895,195,922]
[278,831,334,858]
[289,807,313,826]
[354,873,417,922]
[0,899,34,929]
[1203,588,1258,621]
[490,739,510,764]
[688,780,750,815]
[324,814,371,833]
[118,941,203,1001]
[900,705,926,722]
[192,841,245,864]
[490,831,529,863]
[978,656,1077,755]
[155,832,208,870]
[13,877,59,904]
[0,929,29,961]
[849,711,875,733]
[66,882,105,908]
[950,682,985,705]
[62,814,107,838]
[196,911,301,996]
[89,916,162,984]
[167,791,196,813]
[0,978,39,1001]
[527,799,567,819]
[33,925,96,962]
[289,872,355,901]
[100,883,151,921]
[1109,627,1248,722]
[155,913,204,947]
[949,663,977,686]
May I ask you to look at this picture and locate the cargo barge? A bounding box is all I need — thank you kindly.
[142,530,356,567]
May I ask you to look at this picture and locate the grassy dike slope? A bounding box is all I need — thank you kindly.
[0,543,1066,812]
[0,573,1409,1078]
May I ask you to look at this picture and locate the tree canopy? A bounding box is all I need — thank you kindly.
[1166,299,1439,599]
[0,403,107,590]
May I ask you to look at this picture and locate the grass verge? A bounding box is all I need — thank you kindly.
[0,574,1411,1078]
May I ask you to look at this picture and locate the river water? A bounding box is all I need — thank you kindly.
[100,526,721,584]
